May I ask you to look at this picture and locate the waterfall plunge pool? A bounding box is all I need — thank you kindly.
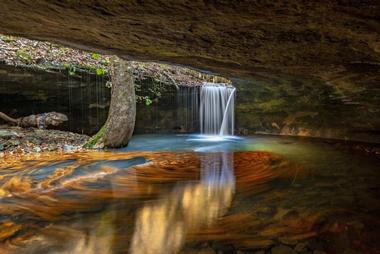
[0,134,379,254]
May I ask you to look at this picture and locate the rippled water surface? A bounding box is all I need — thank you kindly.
[0,135,379,254]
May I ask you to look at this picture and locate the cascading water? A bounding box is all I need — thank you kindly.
[199,83,236,136]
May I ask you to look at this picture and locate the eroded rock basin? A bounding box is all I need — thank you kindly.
[0,135,379,254]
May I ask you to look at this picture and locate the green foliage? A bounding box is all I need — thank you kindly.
[91,53,101,60]
[96,68,106,76]
[256,98,286,112]
[63,63,106,76]
[68,65,76,76]
[101,58,110,66]
[16,50,32,64]
[144,96,153,106]
[1,35,15,42]
[63,63,78,76]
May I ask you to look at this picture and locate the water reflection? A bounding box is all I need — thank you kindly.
[0,135,379,254]
[130,153,235,254]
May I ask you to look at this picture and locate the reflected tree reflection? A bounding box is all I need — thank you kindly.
[130,153,235,254]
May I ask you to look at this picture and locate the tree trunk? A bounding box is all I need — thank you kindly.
[85,56,136,148]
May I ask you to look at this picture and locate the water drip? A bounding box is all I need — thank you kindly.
[176,86,200,133]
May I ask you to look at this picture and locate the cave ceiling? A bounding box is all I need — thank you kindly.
[0,1,379,102]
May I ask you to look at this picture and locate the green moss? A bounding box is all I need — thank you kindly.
[1,35,15,42]
[16,50,32,64]
[84,125,106,148]
[256,98,286,112]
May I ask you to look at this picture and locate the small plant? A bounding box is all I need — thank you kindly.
[96,68,106,76]
[64,64,76,76]
[16,50,32,64]
[91,53,101,60]
[101,58,110,66]
[1,35,14,42]
[144,96,153,106]
[68,70,76,76]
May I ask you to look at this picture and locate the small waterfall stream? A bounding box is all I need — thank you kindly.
[200,83,236,136]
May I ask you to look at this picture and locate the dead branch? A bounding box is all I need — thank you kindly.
[0,112,68,129]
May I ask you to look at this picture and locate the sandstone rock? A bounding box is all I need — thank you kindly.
[0,1,379,84]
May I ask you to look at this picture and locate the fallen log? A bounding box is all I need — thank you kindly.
[0,112,68,129]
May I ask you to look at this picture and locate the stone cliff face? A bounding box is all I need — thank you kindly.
[0,1,379,142]
[234,75,380,142]
[1,64,379,143]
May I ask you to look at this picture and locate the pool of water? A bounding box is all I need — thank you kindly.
[0,134,379,254]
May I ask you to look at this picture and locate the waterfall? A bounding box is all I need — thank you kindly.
[200,83,236,136]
